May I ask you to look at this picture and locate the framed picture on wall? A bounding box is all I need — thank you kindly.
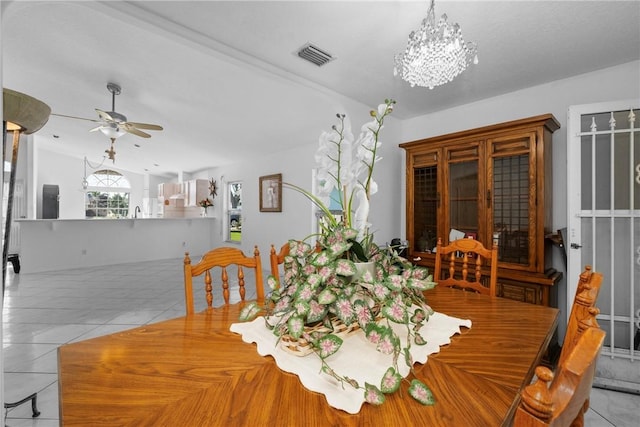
[259,173,282,212]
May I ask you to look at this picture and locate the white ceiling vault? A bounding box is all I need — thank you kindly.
[3,1,639,177]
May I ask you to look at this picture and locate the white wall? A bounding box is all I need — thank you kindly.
[193,99,404,262]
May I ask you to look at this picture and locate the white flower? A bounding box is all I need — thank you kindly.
[312,99,395,245]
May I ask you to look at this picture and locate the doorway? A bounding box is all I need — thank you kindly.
[567,100,639,393]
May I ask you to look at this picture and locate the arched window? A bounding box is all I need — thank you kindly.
[84,169,131,218]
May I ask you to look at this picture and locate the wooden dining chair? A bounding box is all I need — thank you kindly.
[559,265,602,366]
[183,246,264,315]
[513,325,606,427]
[433,237,498,297]
[269,242,290,288]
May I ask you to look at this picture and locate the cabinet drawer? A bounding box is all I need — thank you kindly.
[497,280,542,305]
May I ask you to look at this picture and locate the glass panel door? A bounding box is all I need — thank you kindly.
[568,100,639,392]
[493,154,529,264]
[413,165,438,252]
[449,161,478,239]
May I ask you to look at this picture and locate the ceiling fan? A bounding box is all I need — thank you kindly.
[52,82,163,162]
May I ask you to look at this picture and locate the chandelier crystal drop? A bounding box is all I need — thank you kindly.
[394,0,478,89]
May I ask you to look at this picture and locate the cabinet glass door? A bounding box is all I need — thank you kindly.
[449,161,478,238]
[413,165,438,252]
[488,134,534,267]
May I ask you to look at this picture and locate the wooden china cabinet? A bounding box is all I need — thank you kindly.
[400,114,561,306]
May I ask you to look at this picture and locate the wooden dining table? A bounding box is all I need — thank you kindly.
[58,286,558,426]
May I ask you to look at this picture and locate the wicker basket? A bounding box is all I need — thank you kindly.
[279,316,364,356]
[279,302,384,357]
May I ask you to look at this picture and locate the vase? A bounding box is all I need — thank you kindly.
[201,207,208,217]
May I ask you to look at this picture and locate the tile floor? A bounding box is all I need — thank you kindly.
[2,259,639,426]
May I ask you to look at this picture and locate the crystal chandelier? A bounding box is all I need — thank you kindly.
[394,0,478,89]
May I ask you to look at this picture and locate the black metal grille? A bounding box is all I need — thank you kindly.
[493,154,529,264]
[414,166,438,252]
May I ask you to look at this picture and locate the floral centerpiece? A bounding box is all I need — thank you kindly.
[198,198,213,208]
[198,198,213,215]
[240,100,437,407]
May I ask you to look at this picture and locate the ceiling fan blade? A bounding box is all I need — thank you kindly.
[126,122,163,131]
[96,109,116,122]
[121,124,151,138]
[50,113,100,123]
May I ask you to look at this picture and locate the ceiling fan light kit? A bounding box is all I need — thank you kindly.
[51,82,163,162]
[95,121,126,139]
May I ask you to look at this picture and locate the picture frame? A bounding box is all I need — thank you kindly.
[259,173,282,212]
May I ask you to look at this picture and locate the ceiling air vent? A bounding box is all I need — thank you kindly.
[297,43,335,67]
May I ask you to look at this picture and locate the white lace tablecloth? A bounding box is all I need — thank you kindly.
[230,312,471,414]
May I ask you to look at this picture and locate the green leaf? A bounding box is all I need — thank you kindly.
[266,275,279,290]
[334,259,356,276]
[375,329,398,355]
[328,241,351,258]
[333,297,355,325]
[408,379,435,405]
[316,334,343,358]
[272,295,292,313]
[408,278,437,291]
[353,300,375,329]
[293,299,310,317]
[381,300,408,323]
[341,227,359,240]
[410,309,426,324]
[410,267,430,280]
[365,323,385,344]
[348,239,369,262]
[311,251,332,267]
[318,288,337,305]
[403,348,413,367]
[295,283,315,302]
[317,265,333,281]
[380,367,402,394]
[306,299,328,323]
[364,383,385,405]
[287,316,305,340]
[370,283,390,300]
[290,240,311,257]
[342,283,358,298]
[305,273,323,288]
[414,332,427,346]
[238,302,260,321]
[385,275,404,291]
[269,289,281,302]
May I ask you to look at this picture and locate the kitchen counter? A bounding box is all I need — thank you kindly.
[15,217,217,274]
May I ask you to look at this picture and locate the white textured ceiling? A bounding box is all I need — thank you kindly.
[3,1,639,177]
